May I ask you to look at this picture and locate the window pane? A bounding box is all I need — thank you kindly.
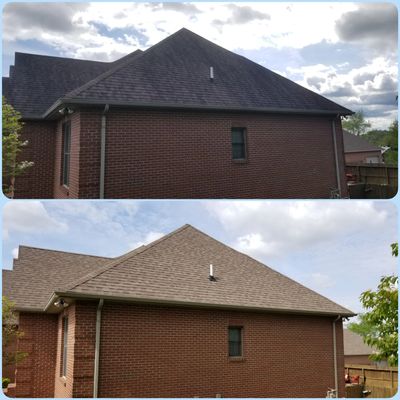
[232,130,244,144]
[231,128,246,160]
[228,327,242,357]
[232,144,245,159]
[229,328,241,341]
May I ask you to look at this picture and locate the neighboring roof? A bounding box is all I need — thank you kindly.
[343,329,374,355]
[2,246,112,311]
[4,50,142,119]
[343,130,382,153]
[4,28,352,119]
[2,77,10,100]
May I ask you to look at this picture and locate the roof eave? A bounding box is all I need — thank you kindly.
[42,97,354,120]
[44,290,357,317]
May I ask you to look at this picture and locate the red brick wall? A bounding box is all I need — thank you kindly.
[98,303,345,398]
[345,151,382,164]
[14,312,58,397]
[50,109,347,199]
[11,121,56,199]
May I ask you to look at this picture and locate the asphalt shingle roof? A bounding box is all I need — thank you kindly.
[343,130,382,153]
[2,246,111,310]
[3,225,354,316]
[343,329,374,355]
[4,28,352,118]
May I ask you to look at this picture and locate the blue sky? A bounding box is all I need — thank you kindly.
[2,2,397,129]
[2,200,397,318]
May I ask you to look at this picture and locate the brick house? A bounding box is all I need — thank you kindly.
[2,28,352,199]
[2,224,354,398]
[343,131,383,164]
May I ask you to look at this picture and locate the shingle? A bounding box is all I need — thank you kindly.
[343,329,374,355]
[343,130,382,153]
[60,225,354,316]
[2,246,111,310]
[63,28,352,116]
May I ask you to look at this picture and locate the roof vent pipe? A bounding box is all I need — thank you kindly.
[209,264,216,281]
[210,66,214,81]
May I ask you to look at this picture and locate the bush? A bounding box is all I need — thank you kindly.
[2,378,10,389]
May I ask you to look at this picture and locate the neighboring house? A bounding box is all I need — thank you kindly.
[2,28,352,199]
[343,329,387,367]
[343,131,383,164]
[2,225,355,398]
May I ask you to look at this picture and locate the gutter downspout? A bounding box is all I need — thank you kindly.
[331,118,342,197]
[100,105,109,199]
[93,299,104,398]
[333,315,342,398]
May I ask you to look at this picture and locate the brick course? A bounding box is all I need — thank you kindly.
[14,109,348,199]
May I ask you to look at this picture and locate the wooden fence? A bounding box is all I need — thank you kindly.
[345,364,398,398]
[346,164,398,188]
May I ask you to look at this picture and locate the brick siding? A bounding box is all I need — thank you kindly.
[10,121,56,199]
[15,109,348,199]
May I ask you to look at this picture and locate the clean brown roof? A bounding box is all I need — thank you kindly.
[3,225,354,316]
[2,246,111,311]
[343,130,382,153]
[343,329,374,355]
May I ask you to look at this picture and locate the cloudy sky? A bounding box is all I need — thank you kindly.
[2,2,397,129]
[2,200,397,318]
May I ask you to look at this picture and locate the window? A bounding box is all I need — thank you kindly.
[231,128,246,160]
[62,122,71,186]
[61,317,68,377]
[228,326,242,357]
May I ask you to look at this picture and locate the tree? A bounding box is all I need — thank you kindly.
[2,97,33,198]
[383,120,398,166]
[342,110,371,136]
[2,296,27,372]
[349,243,398,366]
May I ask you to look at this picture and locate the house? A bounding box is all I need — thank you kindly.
[343,329,387,367]
[2,224,355,398]
[2,28,352,199]
[343,131,383,164]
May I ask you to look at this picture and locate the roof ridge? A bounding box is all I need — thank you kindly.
[13,51,112,64]
[63,48,144,98]
[18,244,113,260]
[62,224,192,292]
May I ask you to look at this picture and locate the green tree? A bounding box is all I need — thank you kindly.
[349,243,398,366]
[342,110,371,136]
[2,97,33,198]
[383,120,398,166]
[2,296,27,372]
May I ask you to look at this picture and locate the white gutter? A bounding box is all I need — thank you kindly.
[100,104,109,199]
[93,299,104,398]
[333,315,342,398]
[331,118,342,197]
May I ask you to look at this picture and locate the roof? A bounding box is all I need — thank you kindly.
[343,329,374,355]
[3,51,142,119]
[4,28,352,119]
[3,225,354,317]
[343,130,382,153]
[2,246,111,311]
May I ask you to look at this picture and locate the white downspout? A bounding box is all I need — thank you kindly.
[333,315,342,398]
[100,105,109,199]
[331,118,342,197]
[93,299,104,398]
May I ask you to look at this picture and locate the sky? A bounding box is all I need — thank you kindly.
[1,2,398,129]
[2,200,397,319]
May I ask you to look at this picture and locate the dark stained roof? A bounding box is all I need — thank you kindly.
[3,225,355,316]
[4,51,142,119]
[343,329,374,355]
[2,246,112,311]
[343,130,382,153]
[4,28,352,119]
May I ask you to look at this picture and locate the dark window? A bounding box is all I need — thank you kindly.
[61,317,68,377]
[62,122,71,186]
[231,128,246,160]
[228,326,242,357]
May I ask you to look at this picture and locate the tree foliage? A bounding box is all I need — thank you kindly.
[349,244,398,366]
[342,110,371,136]
[2,97,34,198]
[2,296,27,370]
[383,120,398,166]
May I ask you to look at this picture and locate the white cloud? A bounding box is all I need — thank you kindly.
[3,201,67,240]
[310,272,335,289]
[130,231,165,249]
[12,247,19,259]
[205,201,390,258]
